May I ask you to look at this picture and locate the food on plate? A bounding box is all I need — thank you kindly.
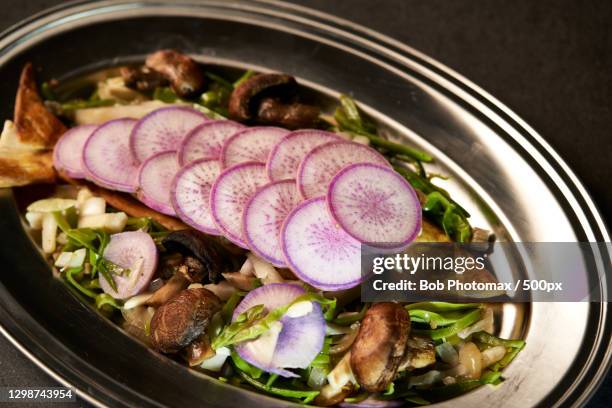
[5,49,524,406]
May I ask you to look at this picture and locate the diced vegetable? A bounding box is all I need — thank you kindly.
[210,162,269,248]
[248,254,284,284]
[266,129,340,181]
[220,126,288,168]
[41,213,58,253]
[178,120,244,165]
[122,292,154,310]
[129,106,207,163]
[73,100,171,125]
[200,346,231,371]
[54,248,86,269]
[52,125,97,178]
[170,158,221,235]
[82,118,140,192]
[243,180,301,266]
[327,163,421,247]
[281,197,362,291]
[25,211,44,229]
[458,342,482,379]
[79,197,106,216]
[297,141,390,199]
[78,212,128,233]
[98,231,158,299]
[27,198,76,213]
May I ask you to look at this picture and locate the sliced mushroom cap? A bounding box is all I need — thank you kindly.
[350,302,410,392]
[150,288,221,353]
[228,73,319,129]
[120,65,169,92]
[145,49,204,97]
[256,97,320,129]
[161,230,245,283]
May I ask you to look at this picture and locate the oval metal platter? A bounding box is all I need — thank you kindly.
[0,1,608,407]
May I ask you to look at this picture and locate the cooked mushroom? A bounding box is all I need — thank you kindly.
[150,287,221,353]
[228,73,319,129]
[350,302,410,392]
[145,49,204,97]
[183,334,215,366]
[256,97,320,129]
[146,255,206,307]
[120,65,169,92]
[398,336,436,371]
[162,229,245,283]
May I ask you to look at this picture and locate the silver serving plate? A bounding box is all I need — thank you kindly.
[0,1,608,407]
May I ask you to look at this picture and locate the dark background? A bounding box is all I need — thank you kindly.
[0,0,609,407]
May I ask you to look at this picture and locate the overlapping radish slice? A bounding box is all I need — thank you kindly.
[266,129,340,181]
[53,125,97,178]
[233,283,325,377]
[99,231,158,299]
[137,151,180,215]
[130,106,207,163]
[82,118,140,192]
[327,163,422,247]
[178,120,244,165]
[281,197,362,291]
[296,141,390,199]
[220,126,288,168]
[210,162,269,248]
[171,158,221,235]
[243,180,301,266]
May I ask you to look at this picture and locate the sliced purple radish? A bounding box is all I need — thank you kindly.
[280,197,362,291]
[210,162,269,248]
[99,230,158,299]
[171,158,221,235]
[130,106,207,163]
[233,283,325,377]
[220,127,288,169]
[53,125,97,178]
[178,120,244,165]
[327,163,421,247]
[297,141,390,199]
[266,129,341,181]
[243,180,301,266]
[82,118,140,192]
[137,151,180,215]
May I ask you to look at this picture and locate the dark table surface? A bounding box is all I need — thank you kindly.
[0,0,609,407]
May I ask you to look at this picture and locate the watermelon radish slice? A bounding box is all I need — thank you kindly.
[266,129,341,181]
[210,162,269,248]
[53,125,97,178]
[99,230,158,299]
[243,180,301,266]
[233,283,325,377]
[178,120,244,165]
[327,163,422,247]
[137,151,180,215]
[296,141,390,199]
[130,106,207,163]
[171,158,221,235]
[280,197,362,291]
[220,127,288,168]
[82,118,140,192]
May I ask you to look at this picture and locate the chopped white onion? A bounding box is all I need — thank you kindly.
[76,188,94,209]
[27,198,76,213]
[352,135,370,145]
[200,347,231,372]
[54,252,74,268]
[248,254,284,284]
[80,197,106,216]
[78,212,128,233]
[25,212,44,229]
[41,213,58,254]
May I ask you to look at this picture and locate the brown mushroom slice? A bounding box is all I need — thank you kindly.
[183,334,215,367]
[120,65,169,92]
[145,49,204,97]
[350,302,410,392]
[14,63,66,149]
[398,337,436,371]
[146,256,205,307]
[229,73,296,121]
[256,97,320,129]
[150,288,221,353]
[162,230,245,283]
